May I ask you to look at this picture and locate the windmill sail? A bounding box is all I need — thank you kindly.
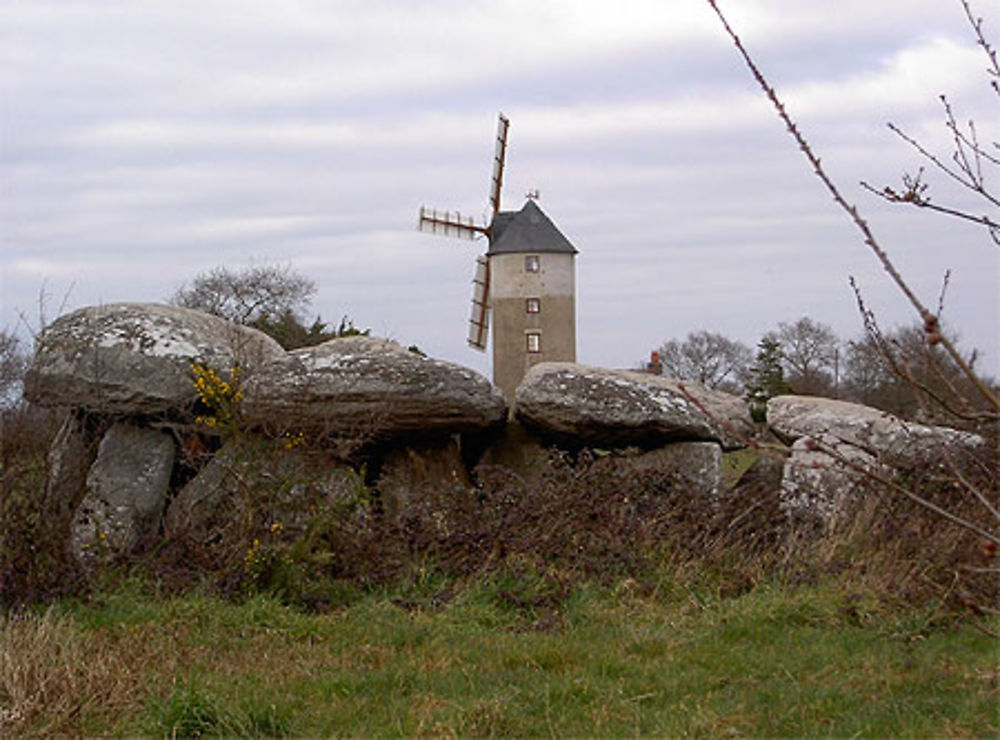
[489,114,510,220]
[417,112,507,350]
[467,254,491,351]
[418,207,485,240]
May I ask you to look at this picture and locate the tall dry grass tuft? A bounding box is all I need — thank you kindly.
[808,446,1000,615]
[0,405,80,607]
[0,610,147,735]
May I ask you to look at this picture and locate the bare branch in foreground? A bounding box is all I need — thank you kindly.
[705,0,1000,414]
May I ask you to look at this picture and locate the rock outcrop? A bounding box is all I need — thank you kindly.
[514,363,753,450]
[25,302,284,415]
[242,336,507,440]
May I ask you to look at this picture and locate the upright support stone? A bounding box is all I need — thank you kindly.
[627,442,724,499]
[377,437,471,518]
[44,410,103,530]
[780,434,888,529]
[72,423,175,564]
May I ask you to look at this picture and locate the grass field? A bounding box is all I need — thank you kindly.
[3,572,996,736]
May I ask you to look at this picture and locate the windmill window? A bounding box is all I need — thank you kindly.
[526,332,541,353]
[524,255,540,273]
[526,297,541,314]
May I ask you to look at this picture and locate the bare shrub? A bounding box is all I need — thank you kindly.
[0,405,77,607]
[148,439,796,611]
[808,443,999,613]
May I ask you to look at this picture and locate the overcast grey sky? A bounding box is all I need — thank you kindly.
[3,0,998,378]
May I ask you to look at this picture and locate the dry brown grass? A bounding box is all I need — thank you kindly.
[798,448,1000,615]
[0,609,153,736]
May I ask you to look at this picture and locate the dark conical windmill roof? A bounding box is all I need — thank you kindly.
[487,199,578,256]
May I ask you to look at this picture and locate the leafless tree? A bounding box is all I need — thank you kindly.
[654,330,753,391]
[770,317,840,396]
[0,330,28,408]
[171,264,316,326]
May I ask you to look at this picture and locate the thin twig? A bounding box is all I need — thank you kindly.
[861,180,1000,237]
[961,0,1000,95]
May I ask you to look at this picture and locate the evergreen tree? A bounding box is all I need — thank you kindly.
[746,336,790,421]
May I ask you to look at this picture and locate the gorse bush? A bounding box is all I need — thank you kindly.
[189,360,243,433]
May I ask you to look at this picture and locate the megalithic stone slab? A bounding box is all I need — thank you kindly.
[514,362,753,450]
[766,395,985,468]
[72,423,175,564]
[25,302,284,414]
[242,336,507,439]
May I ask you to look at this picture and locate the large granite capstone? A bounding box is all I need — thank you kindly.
[242,336,507,438]
[767,395,984,468]
[514,363,753,449]
[24,303,284,414]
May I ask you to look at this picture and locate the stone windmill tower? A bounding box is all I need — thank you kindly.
[418,113,578,402]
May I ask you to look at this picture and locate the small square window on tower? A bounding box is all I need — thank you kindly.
[526,332,541,353]
[525,297,541,314]
[524,255,540,273]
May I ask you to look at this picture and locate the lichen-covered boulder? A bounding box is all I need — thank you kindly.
[72,423,175,563]
[242,337,507,439]
[625,441,724,498]
[165,438,359,540]
[513,363,753,450]
[767,395,984,469]
[24,302,284,414]
[780,433,888,527]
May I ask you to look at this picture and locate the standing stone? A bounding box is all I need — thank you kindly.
[44,410,103,529]
[780,433,888,528]
[163,440,243,537]
[474,421,554,489]
[377,438,471,518]
[626,442,724,499]
[165,438,362,540]
[72,423,175,563]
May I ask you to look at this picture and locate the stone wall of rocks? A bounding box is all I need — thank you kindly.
[21,303,984,567]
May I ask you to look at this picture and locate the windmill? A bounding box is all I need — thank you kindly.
[418,113,510,352]
[418,113,578,401]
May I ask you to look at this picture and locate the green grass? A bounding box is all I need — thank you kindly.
[6,574,996,737]
[722,447,759,490]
